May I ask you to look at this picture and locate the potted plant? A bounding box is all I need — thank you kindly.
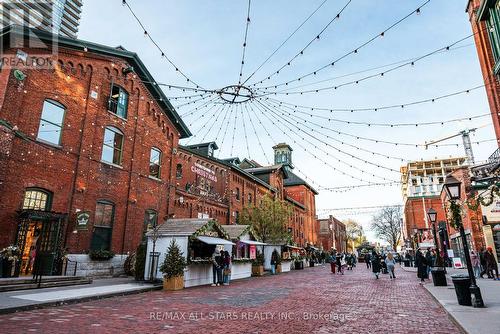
[88,250,115,261]
[160,240,187,291]
[252,251,264,276]
[1,245,21,278]
[294,255,304,270]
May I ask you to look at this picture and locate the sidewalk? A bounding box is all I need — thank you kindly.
[402,265,500,334]
[0,277,161,314]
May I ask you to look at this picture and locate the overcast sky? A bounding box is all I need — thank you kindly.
[78,0,496,242]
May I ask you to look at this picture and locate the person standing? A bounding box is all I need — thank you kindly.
[211,248,222,286]
[371,251,381,279]
[385,252,396,279]
[365,252,372,269]
[485,247,499,280]
[415,248,427,283]
[222,250,231,285]
[470,251,480,279]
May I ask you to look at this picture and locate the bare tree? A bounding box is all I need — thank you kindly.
[371,206,402,250]
[344,219,365,251]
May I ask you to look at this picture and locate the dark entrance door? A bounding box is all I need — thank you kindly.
[16,210,66,277]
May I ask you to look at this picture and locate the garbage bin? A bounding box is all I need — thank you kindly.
[431,267,447,286]
[451,274,472,306]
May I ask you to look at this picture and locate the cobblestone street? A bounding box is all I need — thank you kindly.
[0,265,460,334]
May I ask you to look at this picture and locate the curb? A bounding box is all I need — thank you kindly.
[0,285,162,315]
[422,285,468,334]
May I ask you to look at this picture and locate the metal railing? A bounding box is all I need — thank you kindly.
[62,258,78,276]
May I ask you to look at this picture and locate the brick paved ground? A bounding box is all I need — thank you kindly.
[0,265,460,334]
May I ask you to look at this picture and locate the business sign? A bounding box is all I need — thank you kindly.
[191,163,217,182]
[452,257,464,269]
[76,211,90,230]
[481,200,500,223]
[447,249,454,258]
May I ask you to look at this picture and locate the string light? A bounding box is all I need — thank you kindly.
[250,0,431,88]
[245,0,353,86]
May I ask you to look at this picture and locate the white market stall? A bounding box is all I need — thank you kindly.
[223,225,266,279]
[145,218,234,288]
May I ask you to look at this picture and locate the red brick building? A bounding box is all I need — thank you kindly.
[171,142,319,248]
[0,26,190,275]
[317,215,347,252]
[467,0,500,144]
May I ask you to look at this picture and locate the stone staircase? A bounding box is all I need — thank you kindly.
[0,276,92,292]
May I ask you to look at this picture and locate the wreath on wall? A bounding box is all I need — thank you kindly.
[190,219,230,241]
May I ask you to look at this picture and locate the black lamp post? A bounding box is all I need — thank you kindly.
[426,208,443,267]
[443,175,484,307]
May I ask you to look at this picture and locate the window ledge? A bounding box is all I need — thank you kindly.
[106,110,128,122]
[148,175,162,182]
[100,160,123,169]
[36,138,63,149]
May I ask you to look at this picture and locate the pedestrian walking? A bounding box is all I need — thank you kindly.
[485,247,499,280]
[425,249,433,277]
[470,250,481,279]
[371,251,381,279]
[385,252,396,279]
[365,252,372,269]
[415,248,427,283]
[336,253,344,275]
[480,248,488,278]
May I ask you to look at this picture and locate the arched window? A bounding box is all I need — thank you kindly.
[101,126,124,165]
[37,100,66,145]
[108,85,129,119]
[90,200,115,251]
[22,188,52,211]
[176,163,183,179]
[149,147,162,179]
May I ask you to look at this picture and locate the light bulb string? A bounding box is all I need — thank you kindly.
[249,0,432,89]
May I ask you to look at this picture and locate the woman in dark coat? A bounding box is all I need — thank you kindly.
[415,248,428,283]
[371,251,381,279]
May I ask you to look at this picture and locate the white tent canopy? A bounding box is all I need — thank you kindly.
[239,240,266,246]
[197,236,235,245]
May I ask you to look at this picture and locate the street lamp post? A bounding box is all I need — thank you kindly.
[426,208,443,267]
[444,175,484,308]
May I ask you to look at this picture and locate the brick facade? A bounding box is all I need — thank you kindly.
[0,27,189,258]
[467,0,500,145]
[440,167,486,253]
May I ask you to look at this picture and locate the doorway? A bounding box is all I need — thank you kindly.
[16,210,66,277]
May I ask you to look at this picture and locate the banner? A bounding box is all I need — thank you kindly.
[249,245,256,259]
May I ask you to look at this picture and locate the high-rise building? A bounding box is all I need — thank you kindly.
[401,157,466,249]
[0,0,82,38]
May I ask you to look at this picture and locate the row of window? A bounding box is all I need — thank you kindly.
[36,99,163,179]
[21,188,158,251]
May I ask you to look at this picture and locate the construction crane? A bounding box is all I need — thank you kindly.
[424,128,478,165]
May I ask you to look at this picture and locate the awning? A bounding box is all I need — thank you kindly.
[197,236,235,245]
[307,246,319,251]
[286,245,303,250]
[239,240,267,246]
